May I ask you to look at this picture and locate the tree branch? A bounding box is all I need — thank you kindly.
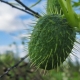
[15,0,41,18]
[0,54,28,78]
[0,0,41,18]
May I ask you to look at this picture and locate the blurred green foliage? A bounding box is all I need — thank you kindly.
[0,51,80,80]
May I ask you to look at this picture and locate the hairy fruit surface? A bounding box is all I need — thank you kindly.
[29,15,76,70]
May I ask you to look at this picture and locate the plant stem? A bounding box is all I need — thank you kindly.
[66,0,78,27]
[59,0,79,28]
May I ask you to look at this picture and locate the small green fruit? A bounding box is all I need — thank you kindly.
[29,14,76,70]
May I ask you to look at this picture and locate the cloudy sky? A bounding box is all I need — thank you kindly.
[0,0,80,61]
[0,0,46,57]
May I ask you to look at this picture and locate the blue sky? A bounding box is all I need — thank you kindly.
[0,0,46,57]
[0,0,80,60]
[0,0,45,45]
[0,0,37,45]
[0,31,14,45]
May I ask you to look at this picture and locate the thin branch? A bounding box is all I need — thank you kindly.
[30,0,42,8]
[0,54,28,78]
[0,0,41,18]
[15,0,41,18]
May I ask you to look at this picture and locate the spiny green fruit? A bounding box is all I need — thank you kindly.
[29,14,76,70]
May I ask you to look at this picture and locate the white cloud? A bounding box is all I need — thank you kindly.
[0,45,15,54]
[0,44,22,54]
[0,44,28,58]
[0,0,45,32]
[0,2,27,32]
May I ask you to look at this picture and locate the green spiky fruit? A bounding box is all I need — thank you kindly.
[29,14,76,70]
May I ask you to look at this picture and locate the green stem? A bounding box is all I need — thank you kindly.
[66,0,78,27]
[58,0,68,17]
[59,0,79,28]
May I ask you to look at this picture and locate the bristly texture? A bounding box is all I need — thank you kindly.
[47,0,63,15]
[29,14,76,70]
